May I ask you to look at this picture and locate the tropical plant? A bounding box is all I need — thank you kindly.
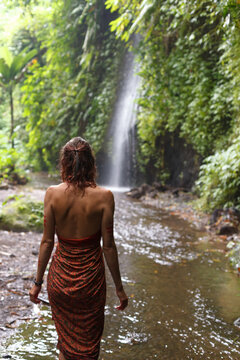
[19,0,123,169]
[0,195,43,232]
[195,136,240,211]
[0,46,37,147]
[105,0,240,203]
[0,132,27,184]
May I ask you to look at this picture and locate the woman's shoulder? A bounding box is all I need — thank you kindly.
[93,186,114,205]
[95,185,113,196]
[47,183,65,190]
[45,183,66,197]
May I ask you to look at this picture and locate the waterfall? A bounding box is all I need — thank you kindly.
[104,48,140,189]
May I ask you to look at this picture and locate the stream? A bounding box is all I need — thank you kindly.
[1,191,240,359]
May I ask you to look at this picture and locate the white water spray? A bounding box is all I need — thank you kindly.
[107,49,140,187]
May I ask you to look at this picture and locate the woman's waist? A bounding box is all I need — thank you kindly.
[53,244,104,266]
[57,229,101,247]
[49,252,105,282]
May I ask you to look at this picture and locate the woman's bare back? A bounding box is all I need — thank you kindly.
[48,183,111,239]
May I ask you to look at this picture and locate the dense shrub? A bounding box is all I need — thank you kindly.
[196,137,240,210]
[0,195,43,232]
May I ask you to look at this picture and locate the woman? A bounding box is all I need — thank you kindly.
[29,137,128,360]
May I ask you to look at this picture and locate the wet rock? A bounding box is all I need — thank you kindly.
[152,182,169,192]
[126,190,142,199]
[234,317,240,329]
[210,207,240,226]
[148,190,158,199]
[172,189,179,197]
[209,209,223,225]
[228,207,240,221]
[140,183,152,194]
[0,183,9,190]
[8,173,28,186]
[127,183,190,200]
[218,225,238,236]
[127,184,152,199]
[171,187,189,197]
[2,355,12,359]
[210,208,240,238]
[9,254,16,258]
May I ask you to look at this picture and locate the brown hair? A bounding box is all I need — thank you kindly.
[60,137,96,192]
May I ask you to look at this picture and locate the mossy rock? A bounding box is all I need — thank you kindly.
[0,195,43,232]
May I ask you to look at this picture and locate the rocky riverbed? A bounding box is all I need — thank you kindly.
[0,182,48,343]
[0,230,45,335]
[127,183,240,269]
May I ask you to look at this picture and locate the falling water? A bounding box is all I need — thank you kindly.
[106,48,140,188]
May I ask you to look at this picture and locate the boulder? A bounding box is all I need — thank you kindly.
[126,183,153,199]
[218,225,238,236]
[0,182,9,190]
[126,190,143,199]
[140,183,152,194]
[234,317,240,329]
[152,182,169,192]
[209,208,223,225]
[148,190,158,199]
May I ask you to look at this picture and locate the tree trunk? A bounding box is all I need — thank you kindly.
[9,88,14,148]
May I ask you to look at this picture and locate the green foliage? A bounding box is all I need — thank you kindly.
[196,136,240,211]
[226,239,240,269]
[2,193,22,206]
[0,46,37,147]
[0,46,37,86]
[2,0,240,212]
[105,0,155,42]
[106,0,240,209]
[18,0,123,169]
[3,0,40,6]
[0,195,43,232]
[0,133,27,184]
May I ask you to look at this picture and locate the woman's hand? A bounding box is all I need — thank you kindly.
[116,287,128,311]
[29,284,42,304]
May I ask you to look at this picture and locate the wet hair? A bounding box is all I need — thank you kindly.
[60,137,97,192]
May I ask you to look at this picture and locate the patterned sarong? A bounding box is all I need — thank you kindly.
[47,231,106,360]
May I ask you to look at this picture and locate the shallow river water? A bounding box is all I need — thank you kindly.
[1,192,240,359]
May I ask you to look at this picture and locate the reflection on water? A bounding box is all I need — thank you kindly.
[1,194,240,359]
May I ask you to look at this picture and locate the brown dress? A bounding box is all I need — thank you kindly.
[47,230,106,360]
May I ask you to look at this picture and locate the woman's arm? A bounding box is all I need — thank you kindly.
[29,187,55,304]
[101,190,128,311]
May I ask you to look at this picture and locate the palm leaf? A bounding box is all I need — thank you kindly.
[0,58,11,84]
[12,48,37,74]
[10,48,37,80]
[0,47,13,67]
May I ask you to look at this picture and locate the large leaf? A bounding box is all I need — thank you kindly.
[0,47,37,84]
[0,58,10,84]
[0,47,13,67]
[10,48,38,81]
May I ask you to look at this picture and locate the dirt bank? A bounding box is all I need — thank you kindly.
[0,230,44,335]
[0,185,48,343]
